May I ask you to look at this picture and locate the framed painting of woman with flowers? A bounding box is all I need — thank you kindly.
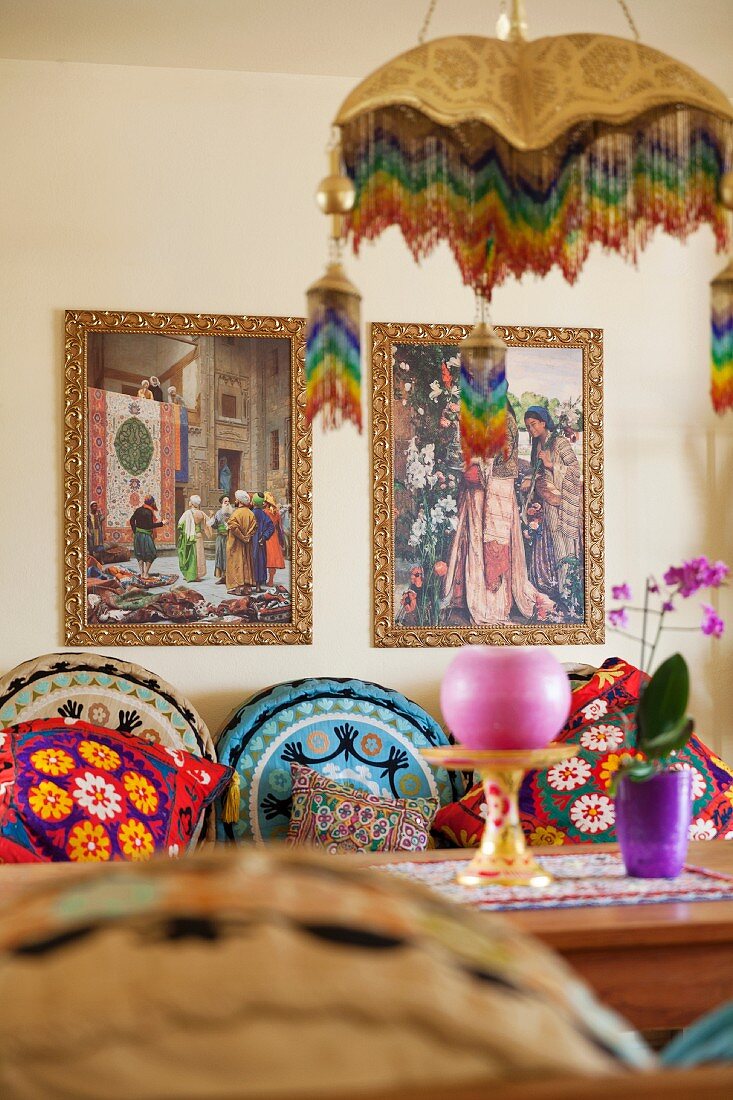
[371,322,604,647]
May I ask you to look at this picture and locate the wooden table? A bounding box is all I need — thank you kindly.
[369,840,733,1033]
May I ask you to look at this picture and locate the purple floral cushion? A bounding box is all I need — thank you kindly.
[0,717,232,863]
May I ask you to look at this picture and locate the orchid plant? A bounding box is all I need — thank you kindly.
[606,556,729,792]
[607,556,729,675]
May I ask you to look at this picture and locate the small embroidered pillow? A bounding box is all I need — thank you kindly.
[287,763,438,854]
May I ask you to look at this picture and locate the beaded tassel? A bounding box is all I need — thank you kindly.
[459,317,508,464]
[712,260,733,413]
[305,142,362,431]
[305,264,362,431]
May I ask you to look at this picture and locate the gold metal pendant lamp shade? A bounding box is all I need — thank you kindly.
[337,0,732,299]
[306,0,733,441]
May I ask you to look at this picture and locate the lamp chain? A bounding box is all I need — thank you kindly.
[419,0,639,46]
[616,0,640,41]
[418,0,438,44]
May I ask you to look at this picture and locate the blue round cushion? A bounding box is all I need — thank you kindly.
[215,678,463,842]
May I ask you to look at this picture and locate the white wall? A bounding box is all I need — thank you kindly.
[1,58,731,753]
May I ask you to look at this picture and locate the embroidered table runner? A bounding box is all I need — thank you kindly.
[378,852,733,911]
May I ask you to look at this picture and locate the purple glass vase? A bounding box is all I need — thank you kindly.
[615,770,693,879]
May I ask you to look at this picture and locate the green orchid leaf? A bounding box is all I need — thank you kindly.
[642,717,695,760]
[626,762,657,783]
[638,653,689,747]
[609,759,656,796]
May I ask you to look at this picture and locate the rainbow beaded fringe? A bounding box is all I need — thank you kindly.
[306,263,362,431]
[341,109,732,300]
[712,260,733,413]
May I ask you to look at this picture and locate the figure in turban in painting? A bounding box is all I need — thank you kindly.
[226,490,257,594]
[263,492,285,589]
[213,495,233,585]
[130,496,166,579]
[250,494,275,592]
[177,495,213,582]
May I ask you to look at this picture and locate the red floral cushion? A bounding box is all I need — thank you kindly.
[432,658,733,848]
[0,718,232,863]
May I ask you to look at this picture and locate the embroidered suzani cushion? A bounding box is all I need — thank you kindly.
[287,763,438,853]
[0,652,218,846]
[0,651,215,760]
[0,717,232,863]
[433,658,733,848]
[216,677,462,843]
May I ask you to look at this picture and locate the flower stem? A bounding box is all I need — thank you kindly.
[657,626,701,632]
[645,607,666,675]
[607,627,648,644]
[641,579,650,670]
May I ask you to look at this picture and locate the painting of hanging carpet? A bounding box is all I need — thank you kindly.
[64,311,312,645]
[371,322,604,647]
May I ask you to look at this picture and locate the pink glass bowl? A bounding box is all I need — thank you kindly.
[440,646,571,751]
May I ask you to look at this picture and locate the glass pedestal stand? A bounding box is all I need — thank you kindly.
[423,744,578,888]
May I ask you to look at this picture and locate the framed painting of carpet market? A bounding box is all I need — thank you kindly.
[371,322,604,648]
[64,311,312,646]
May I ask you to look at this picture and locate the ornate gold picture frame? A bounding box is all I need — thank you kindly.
[372,322,604,647]
[65,311,312,645]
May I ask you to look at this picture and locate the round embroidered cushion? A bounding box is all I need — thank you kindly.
[215,677,463,842]
[0,652,214,761]
[0,652,217,846]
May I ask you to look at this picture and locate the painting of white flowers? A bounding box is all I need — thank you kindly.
[371,322,605,648]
